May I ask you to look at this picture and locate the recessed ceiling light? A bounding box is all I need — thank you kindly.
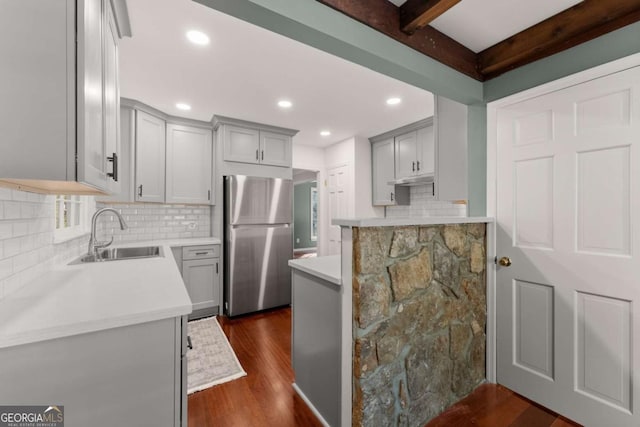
[176,103,191,111]
[186,30,210,46]
[320,130,331,136]
[386,97,402,105]
[277,100,293,108]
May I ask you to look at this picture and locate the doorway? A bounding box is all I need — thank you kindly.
[293,168,319,259]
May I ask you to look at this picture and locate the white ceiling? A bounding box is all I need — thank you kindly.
[390,0,583,52]
[119,0,434,148]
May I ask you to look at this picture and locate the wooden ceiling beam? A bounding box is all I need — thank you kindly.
[316,0,482,80]
[400,0,462,34]
[478,0,640,79]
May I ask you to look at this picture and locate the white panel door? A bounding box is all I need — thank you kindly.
[165,124,212,204]
[496,66,640,427]
[327,165,349,256]
[260,131,292,167]
[135,110,166,203]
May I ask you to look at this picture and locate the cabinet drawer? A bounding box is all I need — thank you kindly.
[182,245,219,260]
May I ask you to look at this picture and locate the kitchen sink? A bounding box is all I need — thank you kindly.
[69,246,162,264]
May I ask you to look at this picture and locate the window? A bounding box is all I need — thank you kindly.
[54,195,94,242]
[310,185,318,241]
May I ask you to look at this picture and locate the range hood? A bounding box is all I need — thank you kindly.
[388,174,435,186]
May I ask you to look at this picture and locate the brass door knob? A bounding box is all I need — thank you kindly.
[498,257,512,267]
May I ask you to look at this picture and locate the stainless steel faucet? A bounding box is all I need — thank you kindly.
[88,208,128,256]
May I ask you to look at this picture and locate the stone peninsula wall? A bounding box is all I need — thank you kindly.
[352,223,487,427]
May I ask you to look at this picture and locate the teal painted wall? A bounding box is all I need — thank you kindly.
[197,0,640,216]
[293,181,317,249]
[467,103,487,216]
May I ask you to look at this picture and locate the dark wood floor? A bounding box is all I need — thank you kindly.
[426,383,582,427]
[188,308,581,427]
[187,307,323,427]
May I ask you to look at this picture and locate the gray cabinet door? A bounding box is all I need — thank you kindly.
[417,125,435,175]
[183,258,219,311]
[0,318,179,427]
[103,0,121,195]
[372,138,396,206]
[77,0,107,190]
[223,125,261,164]
[135,110,166,202]
[260,131,292,167]
[394,130,418,179]
[166,124,212,204]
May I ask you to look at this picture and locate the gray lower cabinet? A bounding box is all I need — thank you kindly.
[291,269,341,427]
[180,245,221,320]
[0,316,187,427]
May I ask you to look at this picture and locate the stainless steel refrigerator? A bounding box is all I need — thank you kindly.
[224,175,293,316]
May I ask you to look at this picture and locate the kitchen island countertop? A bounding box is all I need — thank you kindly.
[332,216,493,227]
[288,255,341,286]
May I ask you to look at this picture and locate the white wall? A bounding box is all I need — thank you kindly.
[292,144,324,172]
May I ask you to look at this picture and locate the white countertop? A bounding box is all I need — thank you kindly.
[332,216,493,227]
[289,255,342,286]
[0,237,221,349]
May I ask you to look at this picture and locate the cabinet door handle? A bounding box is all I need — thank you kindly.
[416,160,420,171]
[207,190,211,201]
[138,185,143,197]
[256,149,259,160]
[412,161,415,172]
[390,192,394,202]
[216,262,219,274]
[107,152,118,182]
[261,150,264,161]
[195,252,208,256]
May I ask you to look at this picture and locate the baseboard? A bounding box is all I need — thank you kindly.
[292,383,331,427]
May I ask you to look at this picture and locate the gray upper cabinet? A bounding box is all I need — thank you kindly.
[99,99,216,205]
[417,126,435,175]
[369,96,467,204]
[223,126,261,164]
[135,110,166,203]
[394,124,435,180]
[372,138,397,206]
[0,0,130,195]
[260,131,292,167]
[166,124,213,204]
[215,116,298,168]
[395,131,419,178]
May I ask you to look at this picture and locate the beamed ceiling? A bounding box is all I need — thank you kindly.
[316,0,640,80]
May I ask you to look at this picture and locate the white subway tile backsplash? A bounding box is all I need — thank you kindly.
[96,202,211,243]
[386,184,467,218]
[0,191,212,300]
[0,190,87,299]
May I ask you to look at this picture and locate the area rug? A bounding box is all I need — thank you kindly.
[187,316,247,394]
